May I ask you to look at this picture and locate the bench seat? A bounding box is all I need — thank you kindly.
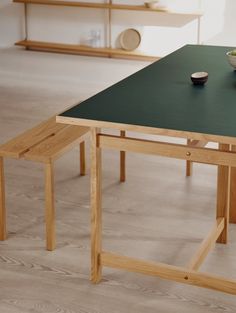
[0,116,89,250]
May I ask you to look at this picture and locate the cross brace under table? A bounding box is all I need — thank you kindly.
[90,129,236,295]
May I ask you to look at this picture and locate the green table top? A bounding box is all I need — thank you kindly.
[60,45,236,138]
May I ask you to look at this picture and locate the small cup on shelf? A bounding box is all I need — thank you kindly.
[144,1,159,9]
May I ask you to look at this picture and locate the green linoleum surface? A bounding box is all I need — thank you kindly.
[60,45,236,137]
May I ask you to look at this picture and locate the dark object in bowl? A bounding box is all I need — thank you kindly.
[191,72,208,85]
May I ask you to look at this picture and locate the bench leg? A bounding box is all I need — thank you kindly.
[216,144,231,244]
[230,145,236,223]
[186,139,193,176]
[45,162,55,251]
[0,157,6,240]
[120,130,126,182]
[80,141,86,176]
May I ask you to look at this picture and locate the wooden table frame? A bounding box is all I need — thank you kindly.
[56,44,236,295]
[89,127,236,295]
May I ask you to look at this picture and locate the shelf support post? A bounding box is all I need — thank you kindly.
[197,0,202,44]
[108,0,112,51]
[24,3,28,42]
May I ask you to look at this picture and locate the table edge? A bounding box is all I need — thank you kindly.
[56,115,236,145]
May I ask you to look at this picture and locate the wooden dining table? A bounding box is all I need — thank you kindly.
[57,44,236,295]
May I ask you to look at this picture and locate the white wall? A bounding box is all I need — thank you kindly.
[0,0,235,53]
[0,0,24,48]
[205,0,236,47]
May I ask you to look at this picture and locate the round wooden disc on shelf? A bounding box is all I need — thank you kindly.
[120,28,141,51]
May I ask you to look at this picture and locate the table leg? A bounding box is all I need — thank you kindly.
[120,130,126,182]
[230,145,236,223]
[216,144,231,244]
[0,157,6,240]
[186,139,193,176]
[91,128,102,283]
[80,141,86,176]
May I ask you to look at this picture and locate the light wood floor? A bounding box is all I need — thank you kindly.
[0,47,236,313]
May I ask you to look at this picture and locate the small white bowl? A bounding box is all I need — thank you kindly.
[226,51,236,70]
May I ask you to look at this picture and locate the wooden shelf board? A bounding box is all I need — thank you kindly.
[13,0,203,17]
[15,40,159,61]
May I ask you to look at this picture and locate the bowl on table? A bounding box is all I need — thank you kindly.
[226,50,236,70]
[191,72,208,85]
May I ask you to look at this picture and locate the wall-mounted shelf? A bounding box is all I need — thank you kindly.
[13,0,202,17]
[15,40,159,61]
[13,0,203,61]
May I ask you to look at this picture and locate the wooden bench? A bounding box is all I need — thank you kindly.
[0,116,89,251]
